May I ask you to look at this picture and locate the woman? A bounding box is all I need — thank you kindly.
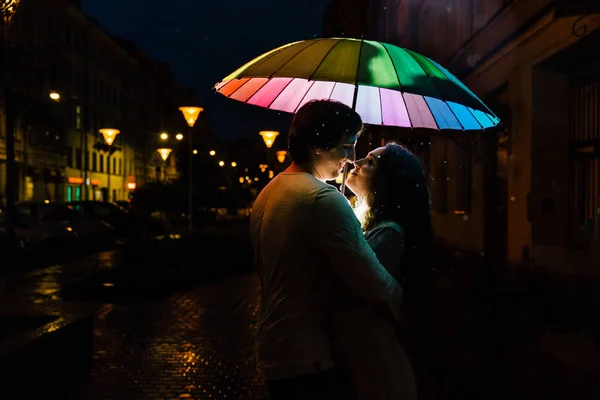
[330,142,435,400]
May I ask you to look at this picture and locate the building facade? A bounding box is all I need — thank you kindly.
[324,0,600,273]
[0,0,190,204]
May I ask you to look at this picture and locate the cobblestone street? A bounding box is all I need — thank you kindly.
[85,273,268,400]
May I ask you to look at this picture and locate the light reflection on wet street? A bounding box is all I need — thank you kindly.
[85,273,269,400]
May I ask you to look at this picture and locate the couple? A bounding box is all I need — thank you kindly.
[249,99,434,399]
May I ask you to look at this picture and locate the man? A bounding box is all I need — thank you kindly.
[250,100,403,399]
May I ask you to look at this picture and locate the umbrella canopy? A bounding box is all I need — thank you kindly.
[215,37,500,131]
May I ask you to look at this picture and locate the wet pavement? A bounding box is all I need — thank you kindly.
[85,273,268,400]
[2,221,599,399]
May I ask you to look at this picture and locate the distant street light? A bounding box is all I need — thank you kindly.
[259,130,279,148]
[219,161,225,167]
[160,132,169,140]
[178,106,204,233]
[259,130,279,170]
[157,148,172,183]
[99,128,120,201]
[276,150,287,163]
[231,161,237,167]
[175,133,184,141]
[157,148,172,162]
[209,150,216,156]
[49,90,61,101]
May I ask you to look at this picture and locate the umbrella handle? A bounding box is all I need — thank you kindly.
[340,163,348,195]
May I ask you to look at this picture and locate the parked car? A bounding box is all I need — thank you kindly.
[69,201,167,241]
[15,201,116,251]
[0,206,81,265]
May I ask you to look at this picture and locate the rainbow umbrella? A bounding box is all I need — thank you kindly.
[214,37,500,131]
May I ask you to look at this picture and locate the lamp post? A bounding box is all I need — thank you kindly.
[178,106,203,233]
[2,0,22,293]
[259,130,279,170]
[99,128,120,202]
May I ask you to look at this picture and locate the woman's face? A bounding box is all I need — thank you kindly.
[314,133,358,181]
[346,146,385,196]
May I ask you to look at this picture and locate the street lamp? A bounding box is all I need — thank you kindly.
[49,90,61,101]
[178,106,204,233]
[160,132,169,140]
[276,150,287,163]
[157,148,172,162]
[175,133,184,141]
[99,128,120,202]
[259,130,279,169]
[157,148,172,183]
[259,130,279,148]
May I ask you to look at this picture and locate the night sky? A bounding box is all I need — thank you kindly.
[82,0,331,142]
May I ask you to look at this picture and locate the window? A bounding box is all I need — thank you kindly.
[75,148,82,169]
[92,152,97,172]
[99,154,104,172]
[67,146,73,168]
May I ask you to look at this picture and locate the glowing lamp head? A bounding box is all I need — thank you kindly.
[276,150,287,163]
[99,128,120,146]
[49,91,61,101]
[175,133,184,140]
[160,132,169,140]
[259,130,279,148]
[179,106,204,127]
[209,150,216,156]
[157,148,172,162]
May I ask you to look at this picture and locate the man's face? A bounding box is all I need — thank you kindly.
[314,133,357,181]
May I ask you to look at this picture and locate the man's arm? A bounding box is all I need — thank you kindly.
[312,186,403,306]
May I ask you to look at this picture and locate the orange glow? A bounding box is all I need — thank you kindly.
[179,106,204,127]
[276,150,287,163]
[68,177,83,184]
[157,148,172,162]
[259,130,279,148]
[91,179,101,186]
[99,128,120,146]
[49,91,61,101]
[127,182,136,190]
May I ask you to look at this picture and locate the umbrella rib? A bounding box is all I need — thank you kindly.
[264,78,297,109]
[465,107,486,131]
[268,38,325,79]
[292,80,317,113]
[352,39,366,109]
[306,39,343,82]
[443,100,465,131]
[381,43,404,93]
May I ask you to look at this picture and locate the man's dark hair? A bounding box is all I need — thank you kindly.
[288,100,363,163]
